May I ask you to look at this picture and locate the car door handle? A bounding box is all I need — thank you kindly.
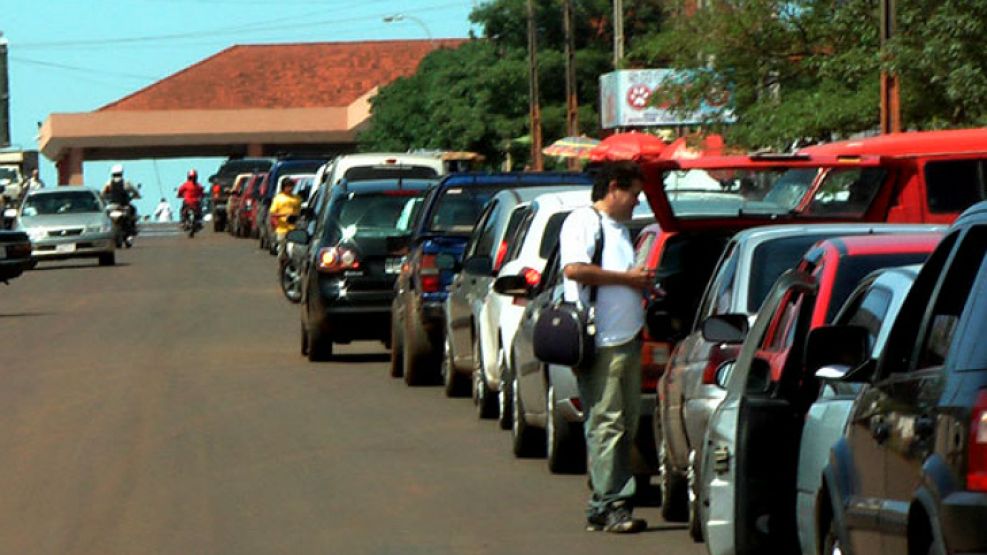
[870,417,890,444]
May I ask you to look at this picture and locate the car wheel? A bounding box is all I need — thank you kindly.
[306,323,333,362]
[511,372,545,458]
[442,336,469,397]
[403,318,438,386]
[687,451,703,541]
[658,426,689,522]
[546,384,586,474]
[280,261,302,303]
[473,338,498,419]
[389,316,404,378]
[497,351,513,431]
[98,252,115,266]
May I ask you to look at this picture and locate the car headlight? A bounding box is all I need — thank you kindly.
[26,228,47,241]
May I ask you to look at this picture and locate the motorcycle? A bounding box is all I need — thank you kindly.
[181,203,203,238]
[105,202,136,248]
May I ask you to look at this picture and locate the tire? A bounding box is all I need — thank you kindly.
[473,338,498,419]
[687,451,703,542]
[546,384,586,474]
[306,322,333,362]
[403,318,438,386]
[389,315,404,378]
[511,372,545,458]
[658,425,689,522]
[280,261,302,303]
[98,252,115,266]
[442,336,470,397]
[497,351,513,431]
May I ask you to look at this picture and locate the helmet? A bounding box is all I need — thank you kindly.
[187,169,198,180]
[111,164,124,176]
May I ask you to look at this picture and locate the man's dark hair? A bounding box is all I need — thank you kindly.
[590,161,644,201]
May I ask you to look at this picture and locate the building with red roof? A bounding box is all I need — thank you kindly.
[40,39,465,184]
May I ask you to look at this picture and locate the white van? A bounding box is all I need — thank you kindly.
[307,153,445,204]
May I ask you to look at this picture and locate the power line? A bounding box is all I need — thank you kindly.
[15,1,458,50]
[10,56,157,81]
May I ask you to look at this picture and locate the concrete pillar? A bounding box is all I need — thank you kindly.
[56,148,84,185]
[246,143,263,157]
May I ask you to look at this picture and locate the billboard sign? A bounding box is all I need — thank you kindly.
[599,69,735,129]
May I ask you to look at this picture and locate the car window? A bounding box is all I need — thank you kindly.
[924,159,987,214]
[634,230,657,268]
[428,187,498,234]
[467,201,501,259]
[827,252,931,323]
[766,290,805,350]
[323,191,425,243]
[698,241,738,322]
[915,226,987,369]
[843,286,893,354]
[343,165,439,181]
[803,167,886,217]
[22,192,101,215]
[496,206,530,271]
[539,211,571,260]
[748,234,835,313]
[949,229,987,371]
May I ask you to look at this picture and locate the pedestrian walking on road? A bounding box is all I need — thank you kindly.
[269,177,301,243]
[153,198,173,222]
[558,161,653,534]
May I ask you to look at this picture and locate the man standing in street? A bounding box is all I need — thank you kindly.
[559,161,653,534]
[269,177,301,246]
[21,169,44,193]
[153,198,173,222]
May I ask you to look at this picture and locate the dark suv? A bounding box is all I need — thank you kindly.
[390,172,593,386]
[208,158,273,232]
[292,178,434,361]
[0,230,33,282]
[807,201,987,555]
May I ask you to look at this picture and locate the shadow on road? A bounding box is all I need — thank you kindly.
[31,262,131,271]
[325,353,390,364]
[0,312,52,319]
[644,523,689,533]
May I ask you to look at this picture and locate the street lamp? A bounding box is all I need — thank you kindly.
[382,14,434,44]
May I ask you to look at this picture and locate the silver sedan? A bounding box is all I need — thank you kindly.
[12,187,116,266]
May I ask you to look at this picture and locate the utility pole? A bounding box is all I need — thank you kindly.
[563,0,579,170]
[613,0,624,68]
[879,0,900,133]
[527,0,543,171]
[0,33,10,147]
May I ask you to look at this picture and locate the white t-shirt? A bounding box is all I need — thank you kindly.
[559,207,644,347]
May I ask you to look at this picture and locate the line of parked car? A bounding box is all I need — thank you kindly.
[247,128,987,555]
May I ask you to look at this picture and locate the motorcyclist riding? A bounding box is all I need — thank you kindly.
[101,164,141,240]
[178,169,205,232]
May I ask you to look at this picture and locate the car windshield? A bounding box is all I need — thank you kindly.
[344,165,439,181]
[427,186,500,233]
[662,167,820,217]
[328,191,425,241]
[0,167,19,183]
[22,192,101,215]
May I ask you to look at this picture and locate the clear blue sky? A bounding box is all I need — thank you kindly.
[3,0,477,216]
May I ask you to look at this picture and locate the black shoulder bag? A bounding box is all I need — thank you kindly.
[533,209,604,370]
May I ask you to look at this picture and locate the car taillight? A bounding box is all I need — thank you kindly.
[521,267,541,286]
[494,240,508,271]
[968,390,987,492]
[420,254,441,293]
[317,247,360,273]
[212,184,221,197]
[701,344,734,385]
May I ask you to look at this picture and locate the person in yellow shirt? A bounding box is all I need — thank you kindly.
[269,177,302,245]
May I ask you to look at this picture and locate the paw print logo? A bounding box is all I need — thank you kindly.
[626,84,653,111]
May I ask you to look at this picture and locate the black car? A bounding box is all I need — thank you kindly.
[391,172,593,386]
[806,200,987,555]
[292,178,435,361]
[208,157,273,232]
[0,230,33,282]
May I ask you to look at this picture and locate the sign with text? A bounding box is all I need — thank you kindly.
[599,69,735,129]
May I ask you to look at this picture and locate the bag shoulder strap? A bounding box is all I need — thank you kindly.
[588,208,604,304]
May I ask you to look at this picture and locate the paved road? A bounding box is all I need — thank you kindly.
[0,233,705,555]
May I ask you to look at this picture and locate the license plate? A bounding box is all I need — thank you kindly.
[385,257,404,274]
[55,243,76,254]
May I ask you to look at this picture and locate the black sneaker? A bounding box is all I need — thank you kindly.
[603,506,646,534]
[585,512,607,532]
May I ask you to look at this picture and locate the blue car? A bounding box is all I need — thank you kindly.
[390,172,593,386]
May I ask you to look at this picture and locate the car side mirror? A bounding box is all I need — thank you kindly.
[493,274,532,297]
[435,253,460,272]
[285,229,310,245]
[714,360,736,389]
[462,255,493,276]
[701,314,750,344]
[804,325,869,377]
